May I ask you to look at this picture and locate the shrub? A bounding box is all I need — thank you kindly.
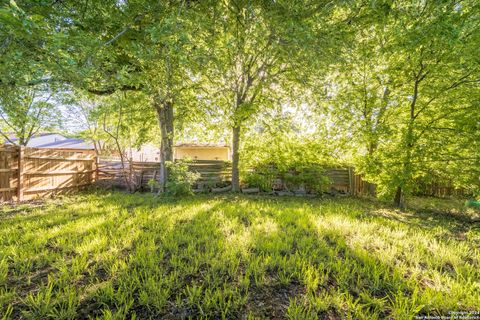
[281,163,330,193]
[147,178,160,193]
[241,136,336,193]
[165,160,201,196]
[244,162,330,193]
[243,164,277,191]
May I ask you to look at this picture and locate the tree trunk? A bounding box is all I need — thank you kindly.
[231,125,241,192]
[93,140,102,157]
[367,141,377,156]
[154,99,174,193]
[393,186,404,209]
[113,138,131,192]
[394,124,414,209]
[394,73,422,208]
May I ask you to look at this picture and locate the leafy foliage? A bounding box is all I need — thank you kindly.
[0,85,62,145]
[321,0,480,202]
[165,159,201,196]
[241,135,337,193]
[0,0,478,203]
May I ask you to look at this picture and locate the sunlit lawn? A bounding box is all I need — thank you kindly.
[0,191,479,319]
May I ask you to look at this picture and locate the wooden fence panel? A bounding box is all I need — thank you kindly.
[97,160,130,187]
[191,161,232,184]
[70,156,480,198]
[0,145,19,202]
[97,159,232,190]
[1,146,468,200]
[351,174,376,197]
[0,146,97,202]
[413,181,467,198]
[22,148,96,200]
[325,168,351,193]
[97,161,355,194]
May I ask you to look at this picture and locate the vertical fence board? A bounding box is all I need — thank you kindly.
[0,145,18,202]
[17,146,24,201]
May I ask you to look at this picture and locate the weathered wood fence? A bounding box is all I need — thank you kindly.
[97,159,232,190]
[329,168,377,196]
[0,145,465,202]
[350,172,377,196]
[0,146,97,202]
[413,181,468,198]
[97,159,374,195]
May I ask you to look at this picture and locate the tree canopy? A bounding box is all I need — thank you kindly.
[1,0,478,204]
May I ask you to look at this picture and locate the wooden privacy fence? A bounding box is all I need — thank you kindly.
[411,179,469,198]
[248,167,374,196]
[97,159,232,190]
[96,157,466,198]
[328,168,378,196]
[97,158,373,195]
[350,172,377,196]
[0,145,97,202]
[326,168,352,193]
[1,146,461,201]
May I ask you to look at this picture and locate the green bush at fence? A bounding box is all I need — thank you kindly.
[244,162,330,193]
[165,160,201,196]
[282,163,331,193]
[241,137,338,193]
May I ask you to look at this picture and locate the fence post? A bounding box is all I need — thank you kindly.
[348,167,354,196]
[17,146,24,202]
[93,153,99,183]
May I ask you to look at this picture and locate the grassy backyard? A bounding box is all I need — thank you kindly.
[0,192,479,319]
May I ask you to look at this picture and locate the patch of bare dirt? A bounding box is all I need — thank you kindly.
[246,280,305,319]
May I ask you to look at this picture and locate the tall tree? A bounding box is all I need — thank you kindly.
[329,0,480,206]
[387,1,479,206]
[37,0,205,191]
[202,0,333,191]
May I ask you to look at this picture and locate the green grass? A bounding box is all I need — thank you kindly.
[0,191,479,319]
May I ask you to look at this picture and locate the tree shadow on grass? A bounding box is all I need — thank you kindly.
[110,196,429,319]
[238,204,412,319]
[5,193,214,318]
[4,193,478,319]
[359,198,479,242]
[76,198,229,319]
